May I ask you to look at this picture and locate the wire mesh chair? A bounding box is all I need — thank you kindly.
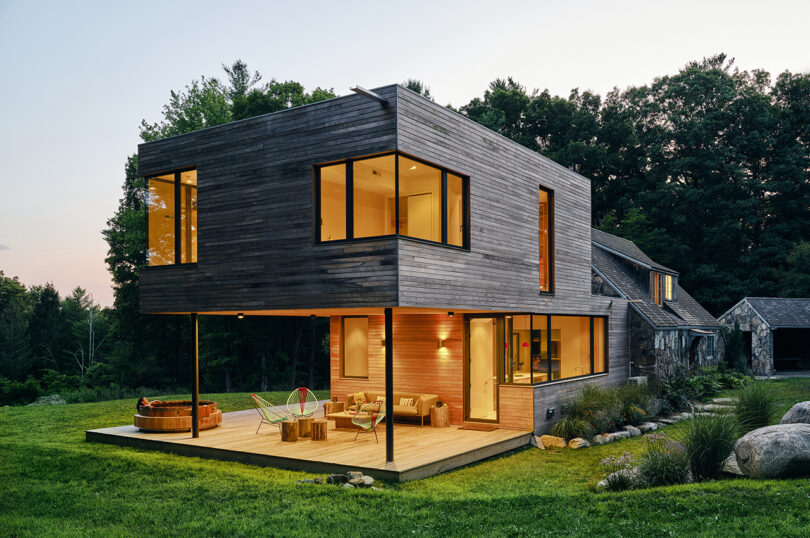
[352,401,386,443]
[286,387,319,419]
[250,393,289,434]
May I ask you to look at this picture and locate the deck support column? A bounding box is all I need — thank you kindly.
[384,307,394,462]
[191,312,199,438]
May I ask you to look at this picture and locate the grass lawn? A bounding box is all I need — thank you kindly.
[2,383,809,537]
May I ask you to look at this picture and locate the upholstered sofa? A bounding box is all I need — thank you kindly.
[345,391,438,426]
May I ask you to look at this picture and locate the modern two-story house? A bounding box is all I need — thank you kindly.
[136,84,630,462]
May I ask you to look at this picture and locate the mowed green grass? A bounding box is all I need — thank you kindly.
[1,382,809,537]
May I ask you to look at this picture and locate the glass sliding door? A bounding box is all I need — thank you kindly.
[467,317,499,421]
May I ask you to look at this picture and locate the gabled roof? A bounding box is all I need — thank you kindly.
[591,230,719,329]
[591,228,677,274]
[727,297,810,328]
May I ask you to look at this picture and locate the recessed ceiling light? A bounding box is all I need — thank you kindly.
[409,165,417,170]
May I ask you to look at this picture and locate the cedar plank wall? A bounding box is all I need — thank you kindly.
[330,314,465,424]
[137,87,399,313]
[395,86,629,433]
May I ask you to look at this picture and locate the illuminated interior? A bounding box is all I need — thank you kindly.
[179,170,197,264]
[319,163,346,241]
[651,271,662,305]
[502,314,607,384]
[399,156,441,242]
[147,169,197,266]
[447,173,464,246]
[469,317,498,420]
[316,152,467,247]
[147,174,176,266]
[539,188,552,292]
[342,316,369,378]
[354,155,396,238]
[664,274,673,301]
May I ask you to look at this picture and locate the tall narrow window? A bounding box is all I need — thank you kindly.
[593,317,606,373]
[179,170,197,264]
[447,172,464,246]
[539,187,553,292]
[664,274,674,301]
[342,317,369,378]
[319,163,347,241]
[651,272,662,305]
[353,155,396,238]
[147,169,197,266]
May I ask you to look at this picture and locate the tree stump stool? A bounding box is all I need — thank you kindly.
[430,405,451,428]
[311,420,328,441]
[323,401,345,415]
[298,416,314,437]
[281,420,298,442]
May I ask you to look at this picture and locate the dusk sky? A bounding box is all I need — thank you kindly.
[1,0,809,307]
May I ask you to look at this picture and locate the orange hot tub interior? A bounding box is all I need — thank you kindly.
[134,400,223,432]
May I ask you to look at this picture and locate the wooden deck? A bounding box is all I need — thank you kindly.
[86,407,531,481]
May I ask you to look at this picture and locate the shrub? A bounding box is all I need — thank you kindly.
[622,404,648,426]
[638,433,690,487]
[734,381,777,433]
[600,452,638,491]
[0,376,43,405]
[591,409,615,435]
[682,414,738,480]
[550,416,593,441]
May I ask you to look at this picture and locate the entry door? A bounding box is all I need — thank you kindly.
[468,317,499,421]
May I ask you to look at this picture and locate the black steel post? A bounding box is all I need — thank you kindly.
[384,307,394,462]
[191,312,199,438]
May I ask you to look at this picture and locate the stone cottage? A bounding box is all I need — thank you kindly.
[718,297,810,376]
[591,229,724,379]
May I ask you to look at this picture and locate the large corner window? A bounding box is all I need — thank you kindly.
[505,314,607,385]
[147,169,197,266]
[539,187,553,293]
[341,316,369,378]
[317,152,468,248]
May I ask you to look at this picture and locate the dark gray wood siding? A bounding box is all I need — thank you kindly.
[138,86,399,313]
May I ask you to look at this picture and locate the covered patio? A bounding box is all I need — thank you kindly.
[86,405,531,481]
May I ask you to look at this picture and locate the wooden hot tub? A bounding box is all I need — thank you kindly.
[134,400,222,432]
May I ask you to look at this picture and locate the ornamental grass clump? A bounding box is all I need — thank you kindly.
[549,416,593,441]
[600,452,638,491]
[733,381,777,433]
[682,414,738,480]
[638,432,690,487]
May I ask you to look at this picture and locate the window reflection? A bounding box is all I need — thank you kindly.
[148,174,175,266]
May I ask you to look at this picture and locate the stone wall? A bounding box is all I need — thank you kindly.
[591,271,621,297]
[630,308,725,380]
[719,301,773,375]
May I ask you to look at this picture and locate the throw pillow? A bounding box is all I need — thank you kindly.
[399,397,414,407]
[376,395,385,402]
[353,392,367,405]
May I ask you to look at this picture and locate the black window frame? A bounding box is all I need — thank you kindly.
[538,185,554,295]
[145,166,198,267]
[314,151,470,250]
[502,313,609,386]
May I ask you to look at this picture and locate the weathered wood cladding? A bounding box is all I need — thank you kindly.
[138,87,399,313]
[395,86,598,315]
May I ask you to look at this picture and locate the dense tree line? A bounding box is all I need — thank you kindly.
[3,56,808,404]
[458,55,810,313]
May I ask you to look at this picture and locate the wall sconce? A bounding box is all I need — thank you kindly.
[448,311,454,317]
[381,337,386,347]
[237,313,245,319]
[438,339,445,349]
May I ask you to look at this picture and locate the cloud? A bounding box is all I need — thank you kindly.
[0,245,9,250]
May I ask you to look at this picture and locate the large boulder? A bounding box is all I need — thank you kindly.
[734,424,810,478]
[540,435,566,448]
[27,394,66,406]
[780,402,810,425]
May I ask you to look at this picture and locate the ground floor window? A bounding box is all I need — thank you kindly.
[504,314,607,385]
[341,316,369,378]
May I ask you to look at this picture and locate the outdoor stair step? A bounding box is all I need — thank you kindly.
[711,398,735,406]
[693,403,734,413]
